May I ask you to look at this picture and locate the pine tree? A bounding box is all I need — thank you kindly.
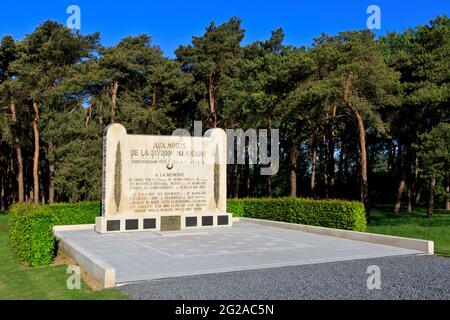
[10,21,99,203]
[176,17,244,128]
[415,123,450,217]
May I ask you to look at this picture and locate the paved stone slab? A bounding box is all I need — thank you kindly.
[55,221,422,284]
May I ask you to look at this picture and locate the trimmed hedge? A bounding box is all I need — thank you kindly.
[227,198,367,232]
[8,202,100,266]
[8,198,365,267]
[226,199,246,217]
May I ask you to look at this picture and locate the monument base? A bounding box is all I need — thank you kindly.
[95,213,233,234]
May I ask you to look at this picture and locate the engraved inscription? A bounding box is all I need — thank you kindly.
[98,123,229,234]
[126,138,213,215]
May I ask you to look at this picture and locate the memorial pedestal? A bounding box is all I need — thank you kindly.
[95,212,232,233]
[96,123,231,234]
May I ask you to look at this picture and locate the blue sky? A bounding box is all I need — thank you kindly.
[0,1,448,57]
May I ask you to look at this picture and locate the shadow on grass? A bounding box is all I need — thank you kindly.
[369,206,450,228]
[368,205,450,257]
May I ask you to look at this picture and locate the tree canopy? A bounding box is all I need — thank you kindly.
[0,16,449,218]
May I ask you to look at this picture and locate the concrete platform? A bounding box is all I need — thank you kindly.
[54,221,423,287]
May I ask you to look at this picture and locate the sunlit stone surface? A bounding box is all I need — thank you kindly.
[95,123,230,233]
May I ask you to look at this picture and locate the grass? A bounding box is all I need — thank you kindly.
[0,213,127,300]
[368,205,450,257]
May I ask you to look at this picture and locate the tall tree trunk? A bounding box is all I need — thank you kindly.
[85,105,92,127]
[344,143,349,185]
[310,136,317,197]
[344,74,370,219]
[338,142,344,182]
[246,170,251,198]
[48,142,55,204]
[393,143,403,178]
[0,172,4,211]
[322,132,329,199]
[411,155,420,204]
[290,137,300,198]
[267,118,273,198]
[394,152,411,214]
[245,145,252,197]
[357,146,363,201]
[152,84,157,107]
[338,132,346,187]
[267,176,272,198]
[9,157,15,204]
[233,165,240,199]
[407,186,413,213]
[32,99,40,205]
[427,177,436,218]
[407,156,418,213]
[28,188,33,204]
[327,106,336,197]
[111,80,119,123]
[41,175,45,204]
[394,171,406,214]
[243,163,250,197]
[10,98,24,202]
[208,73,217,127]
[445,173,450,211]
[415,190,421,205]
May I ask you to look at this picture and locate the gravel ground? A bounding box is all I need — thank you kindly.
[119,254,450,300]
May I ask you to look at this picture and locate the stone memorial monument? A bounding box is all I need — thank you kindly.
[95,123,231,233]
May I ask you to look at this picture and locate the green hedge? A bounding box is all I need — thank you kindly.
[226,199,246,217]
[8,202,100,266]
[227,198,367,232]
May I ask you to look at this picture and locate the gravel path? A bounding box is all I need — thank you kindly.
[119,254,450,300]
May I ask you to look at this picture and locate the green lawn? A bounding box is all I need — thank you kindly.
[368,206,450,257]
[0,213,127,300]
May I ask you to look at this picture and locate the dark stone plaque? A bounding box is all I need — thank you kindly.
[143,218,156,229]
[202,216,213,226]
[107,220,120,231]
[161,216,181,231]
[217,215,229,225]
[126,219,138,230]
[185,216,197,227]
